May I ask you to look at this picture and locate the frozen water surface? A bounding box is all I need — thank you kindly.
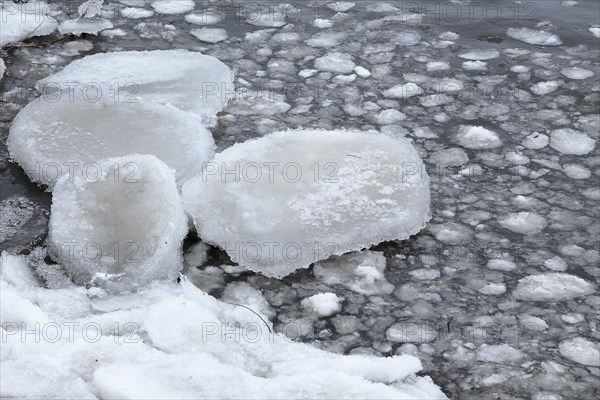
[1,0,600,398]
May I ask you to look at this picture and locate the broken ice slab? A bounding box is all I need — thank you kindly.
[183,129,431,278]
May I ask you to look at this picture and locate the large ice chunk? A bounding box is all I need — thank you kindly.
[507,28,562,46]
[183,129,431,278]
[47,154,188,293]
[35,50,234,125]
[0,1,58,48]
[8,98,215,190]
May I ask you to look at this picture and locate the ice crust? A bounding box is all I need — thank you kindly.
[0,253,447,399]
[0,1,58,48]
[47,155,188,293]
[35,50,234,126]
[183,129,431,278]
[8,98,215,190]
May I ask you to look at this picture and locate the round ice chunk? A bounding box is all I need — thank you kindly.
[48,154,188,293]
[8,98,215,190]
[35,50,234,126]
[183,129,431,278]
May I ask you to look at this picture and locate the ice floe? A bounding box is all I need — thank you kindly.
[191,27,228,43]
[35,50,234,125]
[8,98,215,189]
[0,1,58,48]
[455,125,502,149]
[183,130,430,278]
[507,28,562,46]
[47,154,188,293]
[549,128,596,155]
[558,338,600,367]
[151,0,194,15]
[513,273,595,301]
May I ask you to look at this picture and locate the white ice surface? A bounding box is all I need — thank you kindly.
[183,129,431,278]
[0,252,447,399]
[35,50,234,126]
[455,125,502,149]
[191,27,228,43]
[550,128,596,155]
[8,98,215,189]
[47,155,188,293]
[301,293,342,318]
[151,0,194,14]
[558,338,600,367]
[0,58,5,82]
[507,28,562,46]
[513,273,595,301]
[0,1,58,48]
[58,18,113,35]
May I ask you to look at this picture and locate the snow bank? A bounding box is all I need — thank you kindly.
[183,129,431,278]
[35,50,234,126]
[0,1,58,48]
[47,155,188,293]
[8,98,215,190]
[0,253,447,399]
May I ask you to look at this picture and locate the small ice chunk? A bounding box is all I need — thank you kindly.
[313,18,334,28]
[558,338,599,366]
[478,282,506,295]
[243,5,289,27]
[519,314,548,330]
[314,251,394,295]
[456,125,502,149]
[531,80,562,95]
[419,94,453,107]
[563,164,591,179]
[101,28,127,38]
[48,155,188,293]
[462,61,487,71]
[8,98,215,189]
[457,49,499,60]
[513,273,595,301]
[522,132,549,149]
[327,2,356,12]
[510,65,530,73]
[58,18,113,36]
[120,7,154,19]
[426,61,450,72]
[560,67,594,80]
[151,0,194,14]
[561,313,584,324]
[439,31,459,40]
[429,148,469,167]
[375,109,406,125]
[409,268,440,280]
[191,28,228,43]
[544,256,568,272]
[498,212,547,234]
[0,1,58,48]
[590,26,600,38]
[306,31,347,48]
[550,128,596,155]
[487,259,517,272]
[507,28,562,46]
[36,50,234,125]
[0,58,5,82]
[183,130,430,277]
[185,12,223,25]
[428,222,472,244]
[387,322,437,343]
[314,52,355,73]
[383,83,423,99]
[354,66,371,78]
[301,293,342,318]
[477,344,524,363]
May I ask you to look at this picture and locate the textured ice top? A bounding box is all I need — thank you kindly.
[0,1,58,48]
[183,129,431,278]
[8,97,215,190]
[47,155,188,293]
[0,252,447,399]
[35,50,234,126]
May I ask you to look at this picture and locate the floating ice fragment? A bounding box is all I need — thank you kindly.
[559,338,599,367]
[563,164,591,179]
[0,58,5,82]
[354,66,371,78]
[8,98,215,189]
[513,273,595,301]
[477,344,524,363]
[191,27,228,43]
[455,125,502,149]
[560,67,594,80]
[486,259,517,271]
[498,212,547,234]
[242,5,288,27]
[327,2,356,12]
[376,109,406,125]
[182,130,431,278]
[522,132,549,149]
[530,80,562,95]
[428,222,472,244]
[48,155,188,293]
[544,256,568,272]
[36,50,234,125]
[383,83,423,99]
[590,26,600,38]
[306,31,347,48]
[314,52,355,73]
[387,322,438,343]
[120,6,154,19]
[314,251,394,295]
[313,18,334,28]
[462,61,487,71]
[0,1,58,48]
[185,11,223,25]
[457,49,499,60]
[550,128,596,155]
[420,94,453,107]
[151,0,194,14]
[301,292,342,318]
[426,61,450,72]
[507,28,562,46]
